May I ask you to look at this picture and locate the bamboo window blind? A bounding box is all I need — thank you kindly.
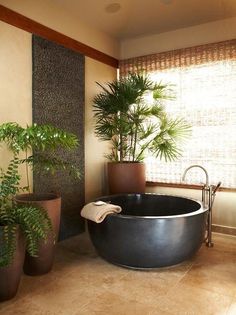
[119,40,236,188]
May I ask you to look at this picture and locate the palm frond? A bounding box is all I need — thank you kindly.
[166,118,192,139]
[93,73,191,162]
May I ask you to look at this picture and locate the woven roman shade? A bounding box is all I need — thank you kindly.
[119,39,236,75]
[119,40,236,188]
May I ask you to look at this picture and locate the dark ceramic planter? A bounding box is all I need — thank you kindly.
[107,162,146,194]
[15,193,61,276]
[0,226,25,302]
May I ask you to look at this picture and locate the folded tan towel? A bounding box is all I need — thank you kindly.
[81,201,122,223]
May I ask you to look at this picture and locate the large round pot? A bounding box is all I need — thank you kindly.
[107,162,145,194]
[0,226,25,301]
[15,193,61,276]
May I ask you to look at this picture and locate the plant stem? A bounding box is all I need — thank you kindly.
[136,136,156,161]
[132,127,138,162]
[25,149,30,193]
[132,104,140,162]
[119,133,123,162]
[119,112,123,162]
[129,130,133,162]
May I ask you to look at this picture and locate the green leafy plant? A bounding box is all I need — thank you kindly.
[0,122,80,191]
[93,73,191,162]
[0,122,80,267]
[0,156,52,267]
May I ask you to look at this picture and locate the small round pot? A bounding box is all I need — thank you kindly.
[0,226,25,301]
[107,162,146,194]
[15,193,61,276]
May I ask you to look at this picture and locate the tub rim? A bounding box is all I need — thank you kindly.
[94,192,208,219]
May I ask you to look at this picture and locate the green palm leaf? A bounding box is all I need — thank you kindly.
[93,73,191,162]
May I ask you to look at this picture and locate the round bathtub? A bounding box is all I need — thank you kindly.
[87,193,208,269]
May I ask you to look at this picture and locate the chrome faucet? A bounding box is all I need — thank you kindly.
[182,165,221,248]
[182,164,209,209]
[182,164,209,188]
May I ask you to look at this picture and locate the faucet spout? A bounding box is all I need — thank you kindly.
[182,164,209,187]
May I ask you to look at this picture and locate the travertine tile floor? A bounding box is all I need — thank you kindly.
[1,232,236,315]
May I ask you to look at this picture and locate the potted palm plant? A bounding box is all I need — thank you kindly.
[0,122,79,275]
[0,156,52,301]
[93,73,191,194]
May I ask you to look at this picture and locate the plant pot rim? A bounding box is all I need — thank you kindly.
[15,193,61,202]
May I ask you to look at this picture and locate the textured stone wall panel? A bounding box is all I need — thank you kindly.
[32,35,85,240]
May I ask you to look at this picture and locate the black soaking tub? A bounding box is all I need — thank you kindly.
[87,193,208,269]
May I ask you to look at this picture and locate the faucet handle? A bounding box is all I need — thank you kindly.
[212,182,222,194]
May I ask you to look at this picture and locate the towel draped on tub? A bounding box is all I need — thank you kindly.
[81,201,122,223]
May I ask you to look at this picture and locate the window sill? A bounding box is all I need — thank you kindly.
[146,181,236,192]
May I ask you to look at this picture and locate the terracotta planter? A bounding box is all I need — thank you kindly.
[15,193,61,276]
[107,162,146,194]
[0,226,25,302]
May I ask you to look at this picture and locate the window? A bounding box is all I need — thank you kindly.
[120,40,236,188]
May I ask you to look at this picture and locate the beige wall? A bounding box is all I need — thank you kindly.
[120,17,236,59]
[0,22,32,124]
[0,21,32,188]
[0,0,119,58]
[85,58,116,202]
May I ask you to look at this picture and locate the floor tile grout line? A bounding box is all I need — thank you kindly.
[163,262,194,294]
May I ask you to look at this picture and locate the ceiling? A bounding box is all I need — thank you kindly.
[54,0,236,40]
